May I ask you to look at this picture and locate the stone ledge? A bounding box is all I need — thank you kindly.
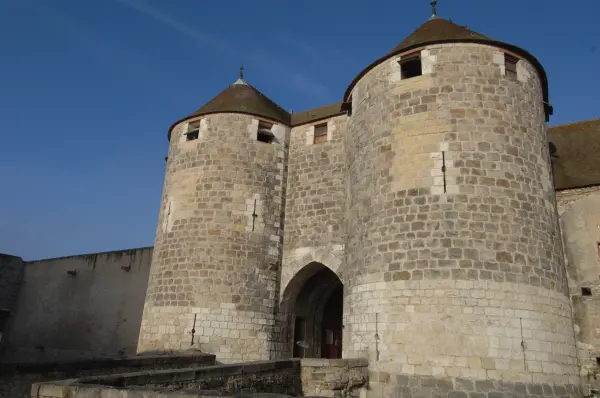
[30,358,369,398]
[300,358,368,368]
[1,353,216,376]
[32,384,299,398]
[72,359,300,387]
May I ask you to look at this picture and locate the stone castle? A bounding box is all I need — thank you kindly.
[2,7,600,398]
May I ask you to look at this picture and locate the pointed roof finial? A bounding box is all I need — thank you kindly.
[233,64,247,85]
[430,0,438,19]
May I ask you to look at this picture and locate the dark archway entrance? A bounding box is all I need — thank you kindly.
[320,284,343,359]
[283,264,343,359]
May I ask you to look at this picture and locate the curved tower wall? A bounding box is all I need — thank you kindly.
[138,113,288,362]
[344,43,579,394]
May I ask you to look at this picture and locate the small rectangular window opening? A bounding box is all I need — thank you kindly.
[400,55,422,79]
[185,120,200,141]
[582,287,592,296]
[314,123,328,144]
[257,120,275,143]
[505,54,518,79]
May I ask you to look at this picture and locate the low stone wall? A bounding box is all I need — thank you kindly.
[0,354,215,398]
[30,358,368,397]
[299,359,367,397]
[366,372,585,398]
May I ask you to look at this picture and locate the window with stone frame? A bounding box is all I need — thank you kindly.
[313,122,328,144]
[505,54,518,79]
[257,120,276,143]
[399,54,422,79]
[185,120,200,141]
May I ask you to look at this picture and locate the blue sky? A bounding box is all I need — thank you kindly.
[0,0,598,260]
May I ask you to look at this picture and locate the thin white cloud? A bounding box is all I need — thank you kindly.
[113,0,331,100]
[245,50,331,99]
[113,0,237,58]
[279,34,356,68]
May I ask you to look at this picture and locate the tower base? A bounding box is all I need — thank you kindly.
[367,373,584,398]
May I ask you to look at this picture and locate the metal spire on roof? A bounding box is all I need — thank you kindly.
[430,0,438,19]
[233,64,248,85]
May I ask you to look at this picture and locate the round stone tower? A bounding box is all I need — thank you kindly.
[137,74,290,362]
[343,15,580,396]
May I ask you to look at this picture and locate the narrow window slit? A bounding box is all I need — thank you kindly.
[251,199,258,231]
[190,314,197,346]
[505,54,518,79]
[441,151,447,194]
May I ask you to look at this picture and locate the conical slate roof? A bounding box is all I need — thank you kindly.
[168,78,290,140]
[188,79,290,124]
[386,17,490,55]
[344,17,550,116]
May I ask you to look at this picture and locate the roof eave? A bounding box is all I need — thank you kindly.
[291,112,346,127]
[167,110,291,141]
[343,38,551,120]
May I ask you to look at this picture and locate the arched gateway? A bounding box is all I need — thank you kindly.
[279,262,343,359]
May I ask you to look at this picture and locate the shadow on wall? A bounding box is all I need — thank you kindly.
[0,353,215,398]
[0,254,25,362]
[1,247,153,364]
[559,187,600,389]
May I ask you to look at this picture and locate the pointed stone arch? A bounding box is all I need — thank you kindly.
[278,262,343,358]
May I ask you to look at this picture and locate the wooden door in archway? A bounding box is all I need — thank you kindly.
[320,285,343,359]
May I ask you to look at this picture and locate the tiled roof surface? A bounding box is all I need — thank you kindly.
[387,17,490,55]
[186,82,291,125]
[548,119,600,190]
[291,102,344,126]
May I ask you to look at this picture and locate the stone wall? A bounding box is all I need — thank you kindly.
[0,254,24,315]
[138,113,289,362]
[299,358,366,397]
[558,186,600,387]
[3,247,153,363]
[30,358,367,398]
[0,354,214,398]
[0,254,24,358]
[556,186,600,215]
[343,42,580,396]
[367,374,583,397]
[282,114,347,284]
[278,114,347,357]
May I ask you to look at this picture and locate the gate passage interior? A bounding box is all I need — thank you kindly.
[292,265,343,359]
